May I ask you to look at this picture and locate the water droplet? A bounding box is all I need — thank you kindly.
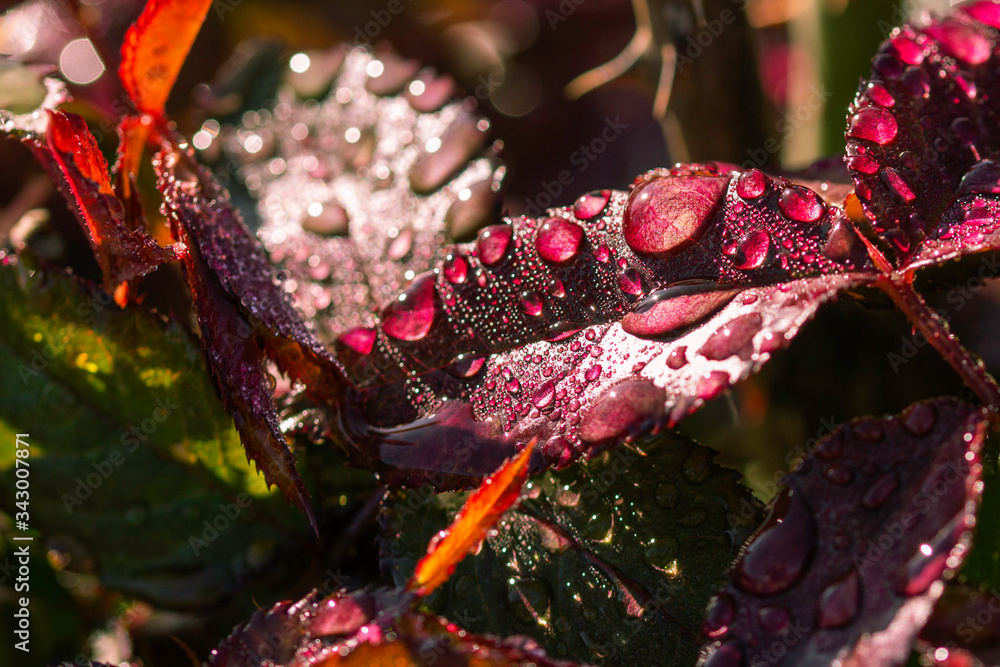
[442,251,468,284]
[924,19,992,65]
[667,346,687,369]
[966,2,1000,28]
[852,420,884,442]
[699,313,762,361]
[476,224,513,266]
[862,471,898,509]
[881,168,916,203]
[505,577,552,625]
[506,377,521,396]
[410,115,487,193]
[902,402,936,436]
[655,483,679,509]
[573,190,612,220]
[847,155,879,174]
[532,380,556,409]
[684,449,714,483]
[381,272,437,341]
[734,490,817,595]
[446,354,486,378]
[594,244,610,262]
[891,35,925,65]
[896,516,965,596]
[644,537,679,570]
[757,606,790,634]
[901,66,930,99]
[817,568,861,628]
[619,267,644,295]
[541,436,573,468]
[302,201,349,236]
[622,284,739,339]
[733,228,770,269]
[622,175,728,255]
[585,512,613,541]
[697,371,730,402]
[824,464,853,485]
[520,290,544,316]
[578,380,666,447]
[703,593,735,638]
[584,364,602,382]
[847,107,898,145]
[778,185,826,223]
[535,217,584,264]
[866,81,895,107]
[386,227,413,259]
[338,326,377,356]
[736,169,768,199]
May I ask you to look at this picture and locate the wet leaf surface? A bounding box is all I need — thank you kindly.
[698,398,988,667]
[381,432,763,666]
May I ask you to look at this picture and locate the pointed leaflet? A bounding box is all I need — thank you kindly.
[698,398,988,667]
[207,587,577,667]
[407,439,535,597]
[217,46,504,345]
[119,0,212,117]
[381,432,764,666]
[845,0,1000,270]
[153,139,344,528]
[330,163,874,486]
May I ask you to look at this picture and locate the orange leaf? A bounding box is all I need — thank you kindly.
[119,0,213,117]
[407,440,536,597]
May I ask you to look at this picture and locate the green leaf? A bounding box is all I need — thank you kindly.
[380,432,764,666]
[0,257,311,608]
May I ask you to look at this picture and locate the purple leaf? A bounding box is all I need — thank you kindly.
[698,398,988,667]
[153,137,345,529]
[845,0,1000,268]
[326,164,874,486]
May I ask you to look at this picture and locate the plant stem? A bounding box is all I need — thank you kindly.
[877,274,1000,416]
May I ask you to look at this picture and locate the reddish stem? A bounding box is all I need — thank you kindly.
[876,274,1000,416]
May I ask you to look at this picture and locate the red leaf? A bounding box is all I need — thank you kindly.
[29,110,181,303]
[407,439,535,597]
[699,398,988,666]
[119,0,213,118]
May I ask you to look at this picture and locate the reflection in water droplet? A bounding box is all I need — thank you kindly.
[733,228,770,269]
[644,537,680,570]
[476,224,513,266]
[578,380,666,447]
[532,380,556,409]
[623,175,728,256]
[536,217,585,264]
[520,290,544,316]
[778,185,826,223]
[847,107,898,145]
[442,251,468,284]
[573,190,612,219]
[699,313,762,361]
[622,284,738,339]
[736,169,768,199]
[381,272,438,341]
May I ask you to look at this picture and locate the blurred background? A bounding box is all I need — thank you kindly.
[3,0,999,664]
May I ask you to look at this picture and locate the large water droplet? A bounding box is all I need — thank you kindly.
[655,483,679,508]
[619,267,644,295]
[446,354,486,378]
[957,160,1000,196]
[578,380,666,447]
[622,284,739,338]
[697,370,730,402]
[862,471,898,509]
[778,185,826,223]
[924,19,992,65]
[736,169,768,199]
[847,107,898,145]
[585,512,613,541]
[701,640,743,667]
[476,224,513,266]
[881,168,916,203]
[622,175,728,256]
[733,228,770,269]
[902,402,936,436]
[380,272,437,341]
[896,516,966,596]
[532,380,556,409]
[901,66,930,99]
[757,606,790,634]
[505,577,552,625]
[666,346,688,369]
[573,189,611,220]
[442,251,468,284]
[734,490,817,595]
[891,35,925,65]
[699,313,763,361]
[535,217,584,264]
[338,326,377,356]
[966,2,1000,28]
[866,81,895,107]
[703,593,735,638]
[817,568,861,628]
[644,537,679,570]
